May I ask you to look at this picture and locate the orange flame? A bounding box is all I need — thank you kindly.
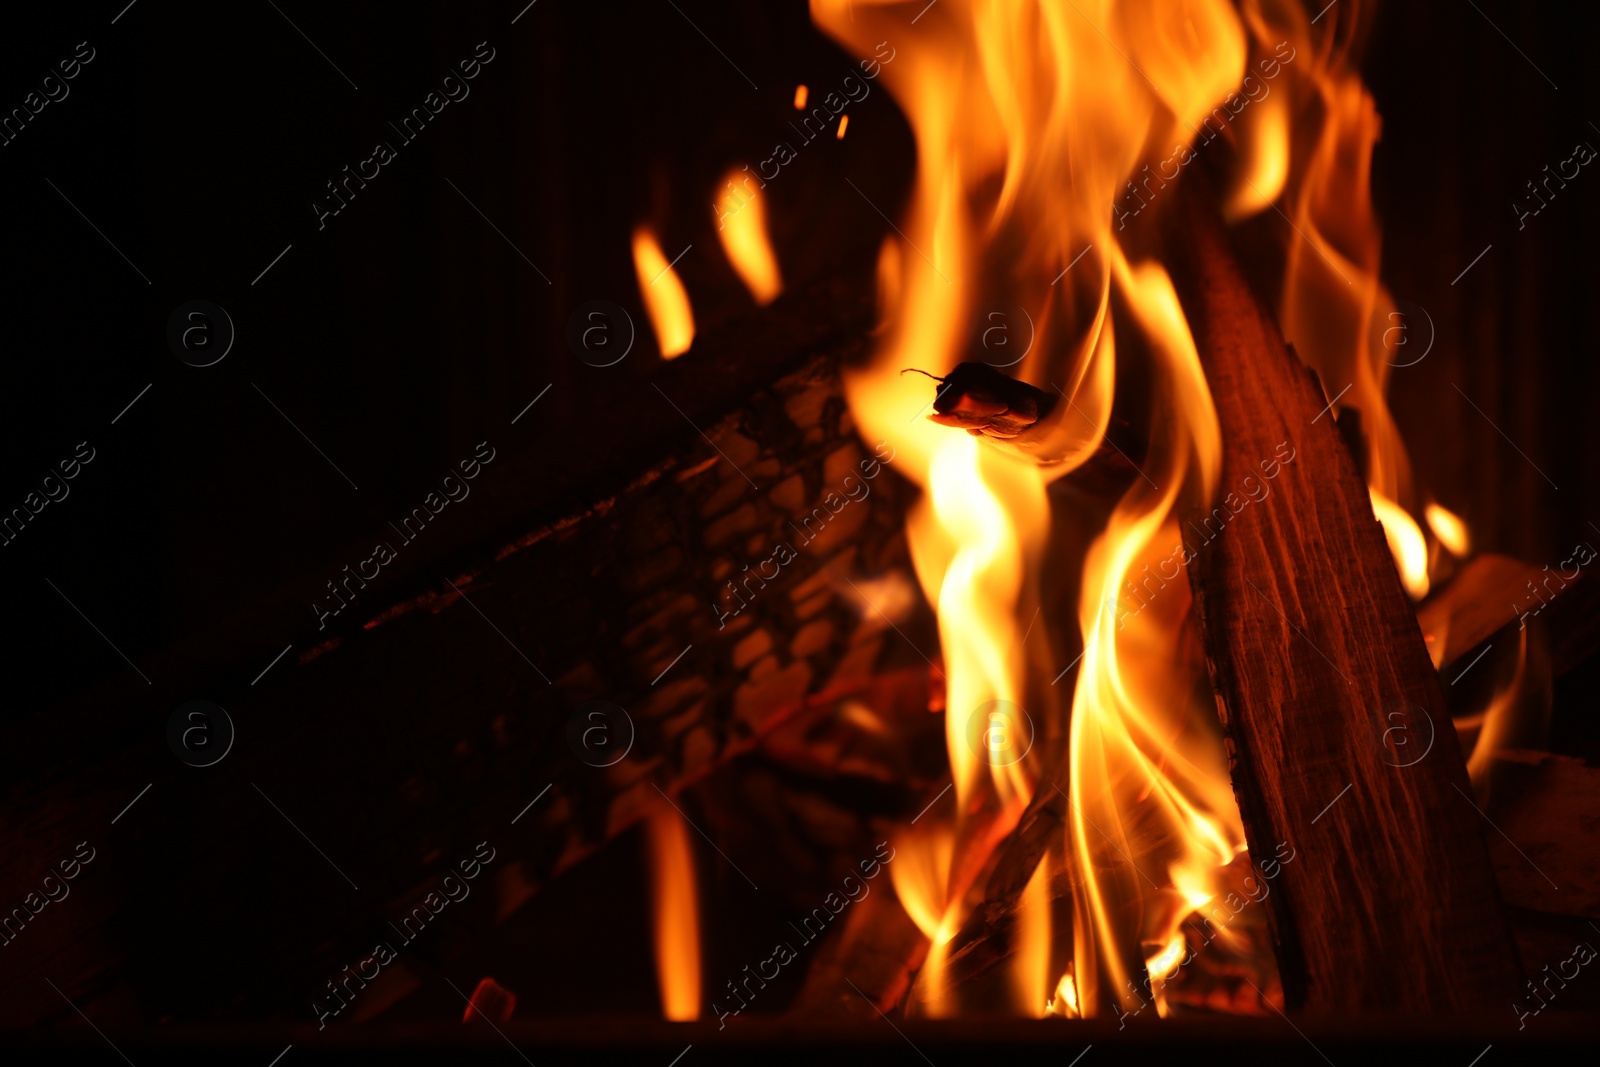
[1426,502,1470,557]
[1015,855,1053,1015]
[1372,488,1430,599]
[814,0,1441,1019]
[633,226,695,358]
[1234,0,1465,591]
[644,805,701,1020]
[814,0,1254,1018]
[714,168,783,305]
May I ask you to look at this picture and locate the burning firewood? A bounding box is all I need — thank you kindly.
[1163,174,1521,1011]
[895,179,1525,1013]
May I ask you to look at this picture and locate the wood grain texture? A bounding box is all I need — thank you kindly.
[1168,180,1522,1012]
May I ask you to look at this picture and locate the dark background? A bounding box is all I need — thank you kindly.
[0,0,911,704]
[1,1,1592,709]
[0,0,1596,1031]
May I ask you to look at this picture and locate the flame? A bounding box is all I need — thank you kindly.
[1465,631,1527,788]
[644,805,701,1021]
[889,823,957,1016]
[714,168,783,305]
[1371,488,1429,599]
[1426,502,1470,557]
[1047,969,1081,1018]
[1233,0,1468,588]
[794,84,809,109]
[836,114,850,140]
[1015,856,1053,1016]
[890,824,956,944]
[632,226,695,358]
[814,0,1256,1019]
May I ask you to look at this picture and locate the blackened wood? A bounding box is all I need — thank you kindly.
[1167,177,1521,1012]
[934,774,1069,998]
[790,879,930,1018]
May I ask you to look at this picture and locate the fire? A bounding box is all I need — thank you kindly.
[1371,488,1430,599]
[632,226,695,358]
[1015,856,1053,1015]
[1047,970,1081,1018]
[814,0,1253,1019]
[1234,0,1467,590]
[809,0,1454,1020]
[889,824,958,1015]
[1426,502,1470,557]
[714,167,783,306]
[644,805,701,1020]
[1465,631,1528,788]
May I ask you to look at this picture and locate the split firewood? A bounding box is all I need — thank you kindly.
[1164,172,1521,1012]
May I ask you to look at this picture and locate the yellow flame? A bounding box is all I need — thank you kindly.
[1146,933,1186,983]
[890,825,956,944]
[814,0,1256,1018]
[632,226,695,358]
[1014,856,1053,1016]
[1370,489,1429,599]
[1426,502,1470,557]
[927,435,1041,809]
[1048,970,1081,1018]
[1235,1,1459,587]
[890,825,957,1016]
[644,805,701,1020]
[714,168,783,306]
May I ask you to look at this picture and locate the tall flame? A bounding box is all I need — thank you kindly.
[1233,0,1460,592]
[633,226,695,358]
[811,0,1451,1018]
[644,805,701,1020]
[813,0,1256,1018]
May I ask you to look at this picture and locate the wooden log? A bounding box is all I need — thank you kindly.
[1419,553,1600,677]
[1,346,922,1028]
[1165,176,1522,1012]
[789,876,930,1018]
[929,770,1069,1000]
[1479,749,1600,922]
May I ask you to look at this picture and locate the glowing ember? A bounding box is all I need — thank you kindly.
[644,805,701,1020]
[462,977,517,1024]
[714,167,783,306]
[836,113,849,139]
[794,83,809,109]
[632,226,695,358]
